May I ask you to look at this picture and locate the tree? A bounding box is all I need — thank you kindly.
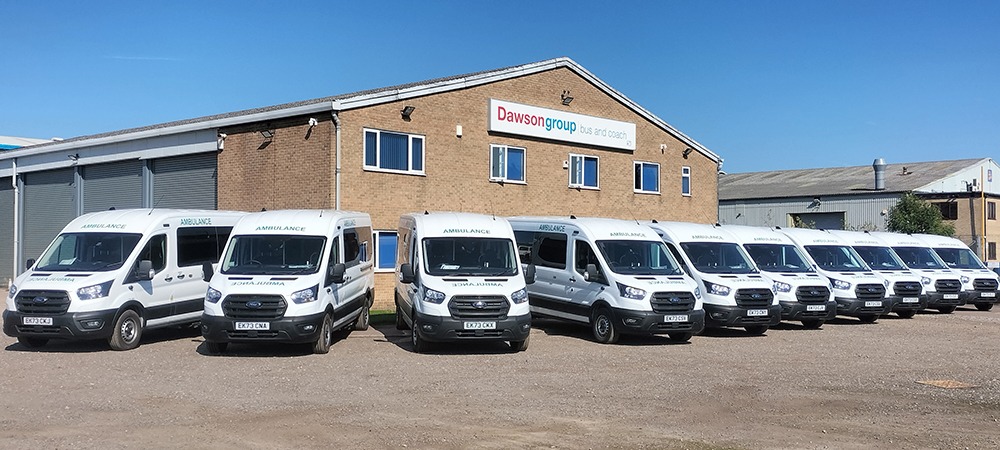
[886,193,955,236]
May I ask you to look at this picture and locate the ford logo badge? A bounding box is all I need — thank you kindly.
[751,293,761,299]
[246,301,262,309]
[810,290,819,296]
[473,301,487,309]
[33,296,48,304]
[867,288,876,292]
[669,297,681,303]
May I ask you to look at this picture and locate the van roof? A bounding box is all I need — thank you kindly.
[645,220,739,243]
[62,208,247,234]
[867,231,928,247]
[719,224,796,245]
[508,216,662,241]
[775,227,850,246]
[825,229,891,247]
[403,212,514,238]
[234,209,370,235]
[911,233,969,248]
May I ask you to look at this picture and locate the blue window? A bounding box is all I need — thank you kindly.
[363,129,425,174]
[374,231,398,271]
[490,144,526,183]
[682,166,691,196]
[634,161,660,194]
[569,154,599,189]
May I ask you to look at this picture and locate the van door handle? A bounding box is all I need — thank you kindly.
[177,274,186,279]
[164,277,173,282]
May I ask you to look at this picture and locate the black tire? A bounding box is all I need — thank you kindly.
[745,325,768,335]
[312,313,333,354]
[353,295,371,331]
[937,306,956,314]
[975,303,994,311]
[591,307,619,344]
[801,319,824,329]
[395,296,408,330]
[206,341,228,354]
[896,310,916,319]
[509,334,530,352]
[19,337,48,348]
[859,314,878,323]
[109,309,143,351]
[411,318,429,353]
[668,332,692,342]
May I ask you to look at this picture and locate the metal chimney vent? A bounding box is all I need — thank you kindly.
[873,158,887,190]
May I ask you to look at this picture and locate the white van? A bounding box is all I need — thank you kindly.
[201,210,375,354]
[723,225,837,329]
[396,212,532,352]
[827,230,926,318]
[868,232,963,314]
[3,209,246,350]
[508,216,703,344]
[776,227,889,323]
[915,233,1000,311]
[646,221,779,335]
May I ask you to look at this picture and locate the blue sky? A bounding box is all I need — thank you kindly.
[2,1,998,174]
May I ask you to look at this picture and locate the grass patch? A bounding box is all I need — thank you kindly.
[370,309,396,325]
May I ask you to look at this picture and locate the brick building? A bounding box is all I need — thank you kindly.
[1,58,723,307]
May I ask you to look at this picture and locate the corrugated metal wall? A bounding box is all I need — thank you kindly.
[719,194,902,230]
[22,168,77,263]
[82,160,144,213]
[152,153,217,209]
[0,177,12,283]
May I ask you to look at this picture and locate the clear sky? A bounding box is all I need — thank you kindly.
[2,1,998,174]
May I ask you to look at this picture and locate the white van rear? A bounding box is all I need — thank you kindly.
[914,233,999,311]
[201,210,375,354]
[827,230,926,318]
[869,232,963,314]
[4,209,246,350]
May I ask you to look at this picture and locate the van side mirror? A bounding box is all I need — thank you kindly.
[584,263,600,282]
[328,263,346,285]
[137,260,155,281]
[25,258,35,270]
[202,262,214,282]
[523,264,536,285]
[400,263,415,284]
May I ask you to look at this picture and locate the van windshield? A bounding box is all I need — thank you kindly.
[933,247,987,269]
[423,237,517,277]
[892,246,948,270]
[852,246,908,271]
[743,243,813,273]
[680,242,757,274]
[221,235,326,275]
[596,240,683,275]
[804,245,869,272]
[35,232,142,272]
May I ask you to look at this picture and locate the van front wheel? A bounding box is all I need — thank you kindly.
[109,309,143,351]
[206,341,228,354]
[411,322,429,353]
[353,296,371,331]
[19,337,48,348]
[509,334,530,352]
[312,313,333,354]
[395,296,408,330]
[976,303,993,311]
[667,332,692,343]
[745,325,768,335]
[591,307,619,344]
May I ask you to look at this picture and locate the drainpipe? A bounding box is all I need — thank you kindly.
[331,103,342,210]
[11,158,19,285]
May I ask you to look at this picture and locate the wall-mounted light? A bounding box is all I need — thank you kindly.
[260,130,274,139]
[561,90,574,106]
[401,105,415,120]
[67,153,79,162]
[217,133,227,150]
[307,118,318,128]
[682,148,693,158]
[809,197,822,208]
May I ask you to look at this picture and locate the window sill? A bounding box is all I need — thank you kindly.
[681,193,692,197]
[633,190,661,195]
[569,185,600,191]
[374,267,395,273]
[363,167,426,177]
[490,178,527,185]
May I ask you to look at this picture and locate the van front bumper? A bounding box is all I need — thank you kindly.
[924,292,963,308]
[965,290,999,305]
[3,308,118,340]
[412,311,531,343]
[834,297,891,316]
[200,312,326,344]
[779,301,837,322]
[612,307,705,335]
[703,304,781,328]
[886,295,927,312]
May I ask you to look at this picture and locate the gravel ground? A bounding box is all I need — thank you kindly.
[2,300,1000,449]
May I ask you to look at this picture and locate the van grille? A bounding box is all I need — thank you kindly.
[935,279,961,294]
[734,289,773,308]
[855,284,886,299]
[15,290,71,315]
[974,278,999,291]
[892,281,922,297]
[795,286,830,304]
[449,295,509,320]
[650,292,696,313]
[223,295,287,320]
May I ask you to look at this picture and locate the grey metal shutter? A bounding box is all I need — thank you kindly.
[82,160,143,213]
[22,168,77,263]
[152,153,217,210]
[0,178,13,282]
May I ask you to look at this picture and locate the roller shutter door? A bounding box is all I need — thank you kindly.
[0,178,13,282]
[83,160,143,213]
[22,168,77,263]
[152,153,217,210]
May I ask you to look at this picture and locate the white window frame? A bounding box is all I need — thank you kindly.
[681,166,691,196]
[373,230,398,273]
[363,128,426,176]
[489,144,527,184]
[569,153,600,190]
[633,161,660,194]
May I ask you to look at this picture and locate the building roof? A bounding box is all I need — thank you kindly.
[719,158,988,201]
[0,135,53,150]
[1,57,721,164]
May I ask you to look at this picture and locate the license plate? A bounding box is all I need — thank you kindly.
[864,300,882,307]
[664,314,688,323]
[982,292,996,298]
[23,317,53,326]
[235,322,269,330]
[463,321,496,330]
[806,305,826,312]
[944,294,959,300]
[747,309,768,317]
[902,297,919,303]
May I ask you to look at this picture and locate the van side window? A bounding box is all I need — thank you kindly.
[136,234,167,273]
[514,231,535,264]
[343,228,370,267]
[574,240,606,283]
[664,242,690,272]
[396,229,410,266]
[177,226,233,267]
[534,232,567,269]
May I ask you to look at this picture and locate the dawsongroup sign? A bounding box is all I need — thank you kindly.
[488,99,636,151]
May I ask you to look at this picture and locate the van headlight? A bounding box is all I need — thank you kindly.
[694,286,702,299]
[77,281,113,300]
[921,277,932,285]
[7,285,16,300]
[511,288,528,304]
[206,287,222,304]
[703,281,731,296]
[291,285,319,304]
[830,278,851,290]
[616,282,647,300]
[773,281,792,293]
[423,288,446,304]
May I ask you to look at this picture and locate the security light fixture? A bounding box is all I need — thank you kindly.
[401,105,416,119]
[682,148,693,158]
[260,130,274,139]
[561,90,574,106]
